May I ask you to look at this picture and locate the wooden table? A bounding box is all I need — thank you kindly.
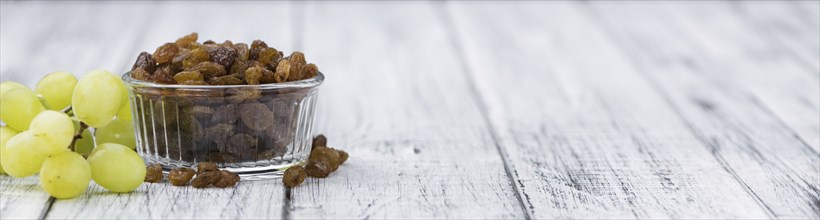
[1,1,818,219]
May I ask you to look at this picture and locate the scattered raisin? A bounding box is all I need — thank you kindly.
[169,167,195,186]
[336,149,349,164]
[305,160,332,178]
[132,52,156,73]
[196,162,219,174]
[312,135,327,149]
[144,164,163,183]
[152,43,180,64]
[192,171,222,188]
[213,170,241,188]
[283,166,306,188]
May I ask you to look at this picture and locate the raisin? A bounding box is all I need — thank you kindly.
[209,46,236,69]
[132,52,156,73]
[310,146,340,171]
[312,135,327,149]
[190,61,226,78]
[148,67,175,84]
[192,171,222,188]
[234,43,250,61]
[238,102,274,131]
[304,63,319,79]
[175,32,198,48]
[226,87,261,103]
[169,167,195,186]
[196,162,219,175]
[257,48,282,69]
[227,133,257,159]
[211,75,244,85]
[173,70,204,83]
[213,170,241,188]
[152,43,180,64]
[183,48,210,69]
[283,166,306,188]
[289,52,306,65]
[259,67,276,84]
[250,40,268,60]
[211,105,238,124]
[244,66,264,85]
[273,59,291,83]
[336,148,349,164]
[144,164,163,183]
[179,80,208,85]
[192,105,214,119]
[221,40,234,47]
[172,48,192,66]
[229,60,250,76]
[131,67,152,81]
[305,160,331,178]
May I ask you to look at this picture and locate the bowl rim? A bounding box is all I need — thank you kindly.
[122,71,324,89]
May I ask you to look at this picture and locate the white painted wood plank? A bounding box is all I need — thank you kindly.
[732,1,820,77]
[289,2,525,219]
[43,2,291,219]
[0,176,51,219]
[449,2,771,218]
[667,2,820,153]
[591,2,820,218]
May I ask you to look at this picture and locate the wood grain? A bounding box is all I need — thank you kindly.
[288,2,526,219]
[447,1,772,218]
[590,2,820,218]
[731,1,820,77]
[0,176,52,219]
[43,2,293,219]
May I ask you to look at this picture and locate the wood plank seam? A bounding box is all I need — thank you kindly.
[436,2,533,219]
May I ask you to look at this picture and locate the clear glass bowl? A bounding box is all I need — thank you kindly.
[122,72,324,179]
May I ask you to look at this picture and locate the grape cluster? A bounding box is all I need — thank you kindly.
[0,70,144,199]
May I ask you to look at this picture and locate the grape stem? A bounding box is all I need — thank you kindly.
[68,122,89,154]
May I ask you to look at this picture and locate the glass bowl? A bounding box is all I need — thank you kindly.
[122,72,324,179]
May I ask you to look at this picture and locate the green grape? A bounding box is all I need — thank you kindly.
[0,88,46,131]
[0,126,20,174]
[115,77,132,121]
[75,129,94,155]
[39,151,91,199]
[72,70,124,128]
[87,143,145,192]
[95,118,135,150]
[0,81,27,97]
[1,131,67,177]
[35,71,78,110]
[29,110,75,149]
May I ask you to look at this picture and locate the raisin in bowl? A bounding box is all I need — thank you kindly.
[122,72,323,179]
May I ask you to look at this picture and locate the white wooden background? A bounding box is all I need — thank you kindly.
[1,1,818,219]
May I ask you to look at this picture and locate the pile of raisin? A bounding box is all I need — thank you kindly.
[130,32,319,85]
[144,162,241,188]
[283,134,348,188]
